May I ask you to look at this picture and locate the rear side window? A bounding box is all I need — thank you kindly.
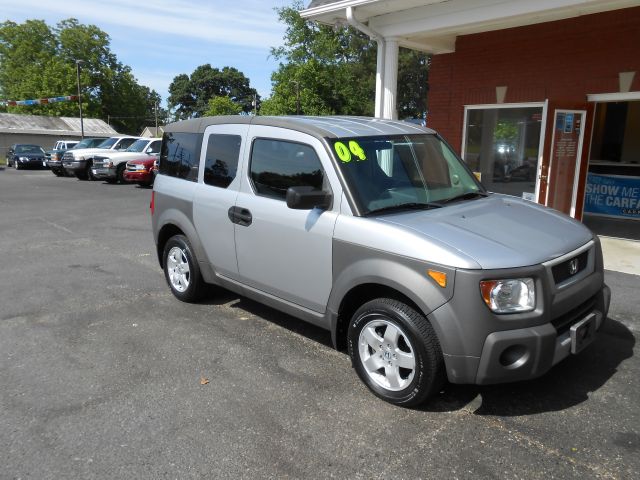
[249,138,324,200]
[159,132,202,181]
[203,134,242,188]
[116,138,137,150]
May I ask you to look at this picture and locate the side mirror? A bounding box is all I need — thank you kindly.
[286,186,332,210]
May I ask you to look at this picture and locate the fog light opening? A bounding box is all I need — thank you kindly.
[499,345,529,370]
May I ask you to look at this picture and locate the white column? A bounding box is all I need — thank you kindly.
[382,38,399,120]
[374,39,385,118]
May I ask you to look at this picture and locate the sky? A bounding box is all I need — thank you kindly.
[1,0,297,106]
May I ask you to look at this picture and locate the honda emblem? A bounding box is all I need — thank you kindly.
[569,258,579,275]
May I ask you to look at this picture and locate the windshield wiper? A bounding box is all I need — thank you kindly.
[440,191,488,204]
[366,202,443,216]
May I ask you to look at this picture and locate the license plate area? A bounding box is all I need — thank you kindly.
[570,313,597,354]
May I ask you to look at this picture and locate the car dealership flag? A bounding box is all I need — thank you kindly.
[0,95,79,107]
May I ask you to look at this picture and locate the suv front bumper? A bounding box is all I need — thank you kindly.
[92,166,117,179]
[474,284,609,384]
[63,159,87,174]
[428,239,611,385]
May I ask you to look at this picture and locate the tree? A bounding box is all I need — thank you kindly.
[168,65,257,119]
[262,2,429,119]
[0,18,162,133]
[205,96,242,116]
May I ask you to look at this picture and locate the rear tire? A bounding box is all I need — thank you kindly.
[348,298,445,407]
[163,235,206,303]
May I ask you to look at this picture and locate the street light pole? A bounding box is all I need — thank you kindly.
[154,101,159,137]
[75,60,85,139]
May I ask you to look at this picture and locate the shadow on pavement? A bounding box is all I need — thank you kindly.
[425,318,635,415]
[198,285,635,415]
[200,290,334,348]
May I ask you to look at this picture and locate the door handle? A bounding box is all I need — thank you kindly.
[228,206,253,227]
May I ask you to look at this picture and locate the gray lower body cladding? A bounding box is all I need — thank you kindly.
[430,241,609,385]
[331,238,609,386]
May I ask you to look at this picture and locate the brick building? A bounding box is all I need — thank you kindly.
[302,0,640,240]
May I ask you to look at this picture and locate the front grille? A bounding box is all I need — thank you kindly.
[551,295,596,335]
[62,151,74,161]
[126,163,137,172]
[552,250,589,284]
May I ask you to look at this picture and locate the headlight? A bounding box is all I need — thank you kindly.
[77,155,85,161]
[19,156,28,161]
[137,164,147,171]
[480,278,535,313]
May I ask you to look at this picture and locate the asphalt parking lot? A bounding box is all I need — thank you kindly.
[0,167,638,479]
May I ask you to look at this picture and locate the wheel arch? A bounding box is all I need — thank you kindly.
[155,210,216,284]
[156,223,185,268]
[333,282,426,352]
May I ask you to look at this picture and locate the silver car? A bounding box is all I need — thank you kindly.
[151,116,610,406]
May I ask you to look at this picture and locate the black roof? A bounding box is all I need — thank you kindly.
[165,116,432,139]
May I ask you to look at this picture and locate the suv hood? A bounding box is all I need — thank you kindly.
[95,151,154,161]
[375,194,593,269]
[67,147,112,157]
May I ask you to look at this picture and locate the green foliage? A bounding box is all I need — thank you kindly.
[205,96,242,116]
[263,2,429,118]
[168,65,257,119]
[0,18,164,133]
[494,121,519,142]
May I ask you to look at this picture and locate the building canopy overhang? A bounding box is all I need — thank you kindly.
[301,0,639,118]
[301,0,638,54]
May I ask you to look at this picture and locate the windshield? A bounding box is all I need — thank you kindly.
[72,138,96,149]
[16,145,45,154]
[126,139,149,152]
[96,138,118,149]
[330,134,484,215]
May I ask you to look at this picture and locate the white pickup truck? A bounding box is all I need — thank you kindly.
[92,138,162,183]
[62,136,141,180]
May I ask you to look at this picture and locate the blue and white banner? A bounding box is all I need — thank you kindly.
[584,173,640,219]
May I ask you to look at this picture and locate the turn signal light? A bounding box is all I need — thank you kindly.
[428,269,447,288]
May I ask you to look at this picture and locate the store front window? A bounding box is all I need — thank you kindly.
[463,104,544,200]
[583,100,640,240]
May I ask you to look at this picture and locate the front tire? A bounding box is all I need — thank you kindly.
[163,235,206,303]
[115,164,126,184]
[348,298,445,407]
[86,160,96,181]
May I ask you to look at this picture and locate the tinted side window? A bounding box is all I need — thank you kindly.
[149,140,161,154]
[204,134,241,188]
[116,138,136,150]
[250,139,324,200]
[159,132,202,181]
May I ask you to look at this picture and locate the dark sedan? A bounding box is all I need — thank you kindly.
[7,144,47,170]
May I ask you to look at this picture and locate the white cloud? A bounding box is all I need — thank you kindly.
[2,0,290,49]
